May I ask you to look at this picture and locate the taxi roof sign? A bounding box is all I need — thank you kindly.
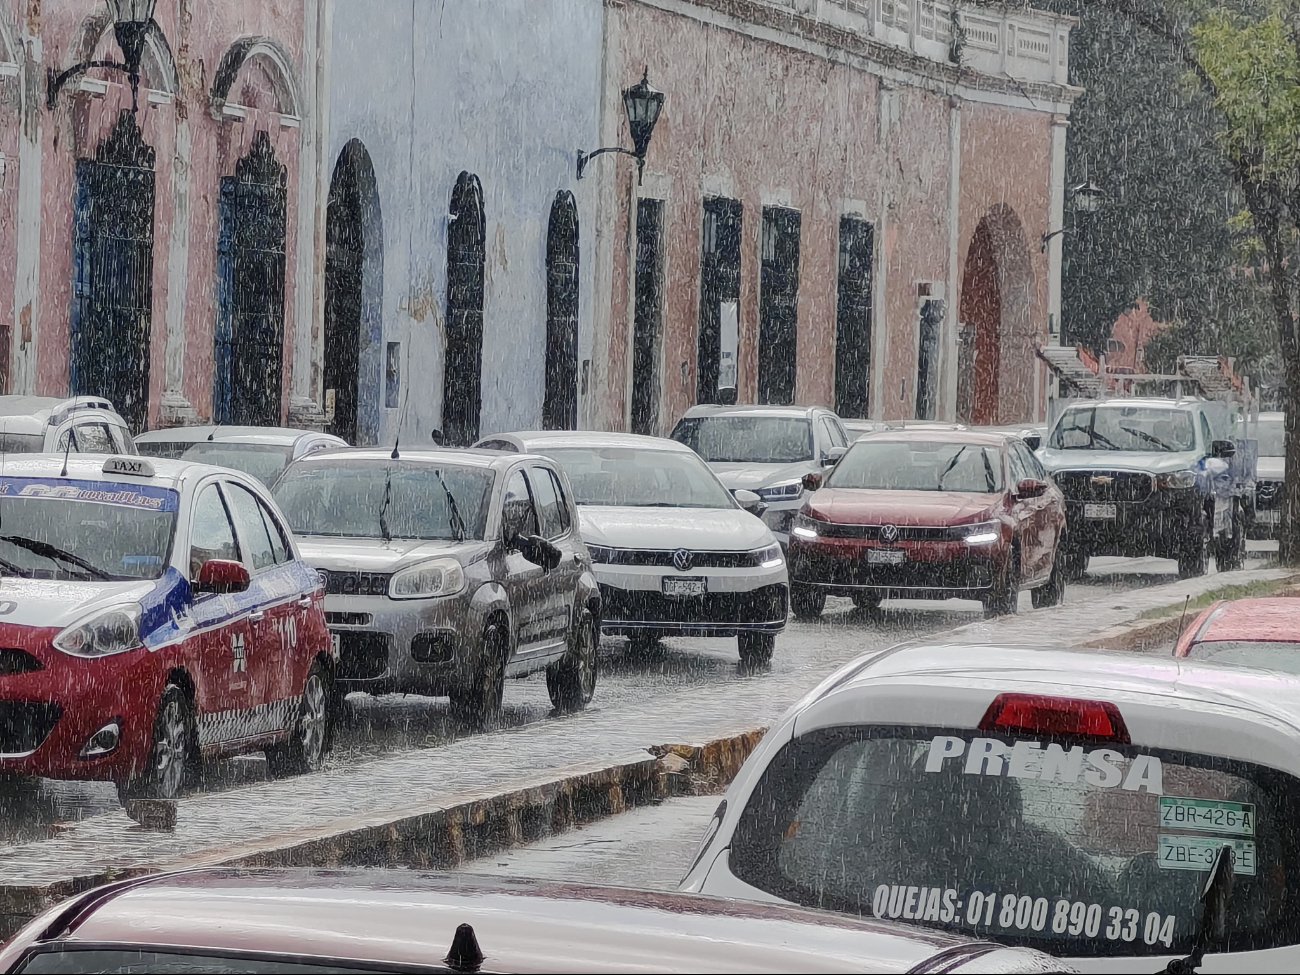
[103,456,155,478]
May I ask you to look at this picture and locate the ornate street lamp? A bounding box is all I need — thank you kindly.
[47,0,159,113]
[577,69,665,185]
[1042,181,1107,252]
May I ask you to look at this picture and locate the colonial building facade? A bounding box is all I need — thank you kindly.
[0,0,1075,439]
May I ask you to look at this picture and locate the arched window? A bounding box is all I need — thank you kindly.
[543,192,579,430]
[443,173,486,446]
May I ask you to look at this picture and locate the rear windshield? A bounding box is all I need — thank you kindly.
[731,726,1300,957]
[178,443,295,488]
[828,441,1004,493]
[672,416,814,464]
[1186,641,1300,674]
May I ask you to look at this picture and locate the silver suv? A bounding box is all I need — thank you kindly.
[0,395,136,455]
[273,448,600,724]
[670,404,850,544]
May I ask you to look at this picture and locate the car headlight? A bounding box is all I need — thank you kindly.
[586,544,614,564]
[791,513,821,540]
[389,558,466,600]
[53,605,143,658]
[1157,470,1198,490]
[752,543,784,568]
[959,521,1001,546]
[755,480,803,501]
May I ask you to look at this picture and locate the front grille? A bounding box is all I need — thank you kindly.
[0,701,61,754]
[1053,470,1154,504]
[815,522,955,541]
[600,583,787,625]
[795,552,994,591]
[334,632,391,681]
[1257,480,1283,509]
[320,570,392,597]
[0,649,42,675]
[596,549,765,569]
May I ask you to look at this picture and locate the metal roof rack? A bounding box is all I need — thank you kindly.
[1038,347,1253,409]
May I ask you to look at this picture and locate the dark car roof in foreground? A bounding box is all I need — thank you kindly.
[0,869,1060,975]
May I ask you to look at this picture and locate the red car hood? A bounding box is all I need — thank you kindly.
[807,489,1000,526]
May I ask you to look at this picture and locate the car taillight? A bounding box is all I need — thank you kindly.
[978,692,1130,743]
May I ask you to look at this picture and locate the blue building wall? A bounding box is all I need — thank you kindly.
[327,0,603,446]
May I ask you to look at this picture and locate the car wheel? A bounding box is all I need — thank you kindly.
[851,591,883,612]
[627,630,662,656]
[119,684,195,806]
[790,584,826,621]
[982,549,1021,619]
[1178,512,1210,579]
[1216,501,1246,572]
[547,612,598,714]
[449,622,507,727]
[1060,543,1089,582]
[267,662,332,778]
[737,632,776,667]
[1031,553,1067,609]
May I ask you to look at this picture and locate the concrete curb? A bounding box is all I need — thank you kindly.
[0,727,770,938]
[1080,575,1300,653]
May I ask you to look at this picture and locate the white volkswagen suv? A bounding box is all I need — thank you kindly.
[476,432,788,666]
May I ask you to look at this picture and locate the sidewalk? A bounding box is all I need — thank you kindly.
[0,562,1290,933]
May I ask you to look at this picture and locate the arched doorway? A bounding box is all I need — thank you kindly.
[543,191,579,430]
[443,173,486,446]
[958,205,1034,425]
[323,140,383,445]
[214,131,287,426]
[70,110,156,433]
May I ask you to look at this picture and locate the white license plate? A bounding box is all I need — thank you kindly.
[663,577,707,597]
[867,548,906,566]
[1084,503,1117,520]
[1158,835,1256,876]
[1260,509,1281,524]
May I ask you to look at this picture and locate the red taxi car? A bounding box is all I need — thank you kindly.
[1174,597,1300,673]
[0,455,334,823]
[788,430,1067,619]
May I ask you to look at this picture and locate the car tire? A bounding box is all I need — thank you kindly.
[547,613,598,714]
[737,631,776,667]
[627,630,662,656]
[449,622,507,727]
[1060,543,1089,582]
[119,684,196,808]
[1031,553,1067,609]
[982,549,1021,618]
[791,584,826,621]
[851,591,883,612]
[266,662,332,778]
[1216,501,1246,572]
[1178,512,1210,579]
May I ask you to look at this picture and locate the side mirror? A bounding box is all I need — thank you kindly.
[1016,478,1048,500]
[822,446,847,467]
[734,489,767,518]
[1212,439,1237,459]
[519,534,562,570]
[1023,434,1042,452]
[802,471,823,493]
[195,559,250,595]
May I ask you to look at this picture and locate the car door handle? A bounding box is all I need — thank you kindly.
[249,611,266,623]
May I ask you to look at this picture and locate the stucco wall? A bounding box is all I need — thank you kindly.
[327,0,603,447]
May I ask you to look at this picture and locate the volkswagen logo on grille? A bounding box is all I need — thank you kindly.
[672,549,695,572]
[880,524,899,543]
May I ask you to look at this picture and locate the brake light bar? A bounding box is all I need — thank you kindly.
[978,693,1131,744]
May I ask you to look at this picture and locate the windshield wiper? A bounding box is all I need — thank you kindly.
[432,469,467,543]
[1085,428,1120,451]
[377,468,394,543]
[0,555,32,578]
[936,446,970,489]
[1162,842,1235,973]
[1120,424,1175,451]
[0,536,112,580]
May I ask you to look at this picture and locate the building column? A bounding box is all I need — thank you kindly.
[158,115,197,426]
[289,0,331,429]
[11,27,40,396]
[1044,112,1069,419]
[941,96,962,421]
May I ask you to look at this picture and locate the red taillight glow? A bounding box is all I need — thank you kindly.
[978,693,1131,744]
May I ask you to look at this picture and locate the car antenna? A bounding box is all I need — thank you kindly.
[59,428,74,478]
[208,430,215,441]
[1177,594,1191,642]
[391,436,400,461]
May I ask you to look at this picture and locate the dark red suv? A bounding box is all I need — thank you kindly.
[788,430,1066,619]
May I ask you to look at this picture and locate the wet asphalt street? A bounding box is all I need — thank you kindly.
[0,551,1273,849]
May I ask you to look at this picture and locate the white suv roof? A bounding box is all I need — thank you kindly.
[0,395,123,436]
[678,404,830,420]
[477,430,696,454]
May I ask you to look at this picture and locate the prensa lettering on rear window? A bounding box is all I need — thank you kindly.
[924,734,1164,792]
